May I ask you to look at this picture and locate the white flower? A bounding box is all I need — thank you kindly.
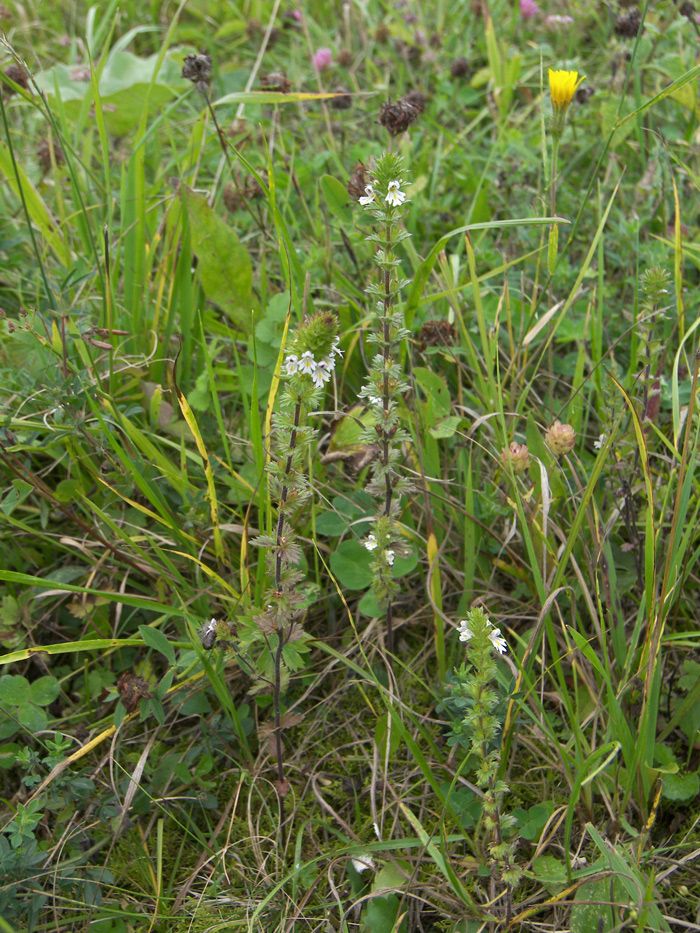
[458,620,474,642]
[368,395,383,406]
[385,550,395,566]
[489,627,508,654]
[457,618,507,654]
[285,354,299,375]
[351,854,375,873]
[359,184,376,206]
[312,369,325,388]
[331,337,343,359]
[364,534,378,551]
[594,433,606,450]
[299,350,316,375]
[385,180,406,207]
[319,355,335,373]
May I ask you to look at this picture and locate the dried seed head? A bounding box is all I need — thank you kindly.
[615,9,641,37]
[330,86,352,109]
[375,21,391,43]
[404,89,427,113]
[260,70,291,93]
[337,48,353,67]
[4,63,30,95]
[182,52,212,90]
[450,57,471,79]
[416,319,456,352]
[679,2,696,19]
[347,162,368,199]
[379,97,420,136]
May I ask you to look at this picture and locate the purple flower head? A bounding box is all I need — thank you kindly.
[313,47,333,71]
[520,0,539,19]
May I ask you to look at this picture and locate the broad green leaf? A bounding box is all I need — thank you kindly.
[183,187,253,330]
[330,539,373,590]
[0,141,73,267]
[139,625,175,665]
[320,175,352,222]
[0,675,30,706]
[18,703,48,732]
[29,676,60,707]
[662,770,700,802]
[429,416,462,439]
[414,367,452,419]
[0,479,34,517]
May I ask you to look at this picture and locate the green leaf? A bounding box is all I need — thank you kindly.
[320,175,353,222]
[183,187,254,330]
[330,539,373,590]
[531,855,566,894]
[0,675,30,706]
[570,877,621,933]
[29,676,60,707]
[429,415,462,439]
[361,893,406,933]
[315,511,349,537]
[0,479,34,517]
[414,367,452,419]
[18,704,48,732]
[662,770,700,802]
[138,625,175,665]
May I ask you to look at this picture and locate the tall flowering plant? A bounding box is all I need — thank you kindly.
[449,608,521,916]
[356,153,413,654]
[230,311,339,845]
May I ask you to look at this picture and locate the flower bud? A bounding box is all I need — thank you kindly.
[500,442,529,474]
[544,420,575,456]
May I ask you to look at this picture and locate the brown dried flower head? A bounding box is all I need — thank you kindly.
[375,21,391,43]
[330,86,352,110]
[261,70,291,93]
[544,421,576,456]
[347,162,368,199]
[4,63,30,95]
[182,52,212,90]
[404,89,427,113]
[615,9,641,37]
[379,97,420,136]
[337,48,353,67]
[417,319,456,352]
[500,442,530,474]
[450,57,471,79]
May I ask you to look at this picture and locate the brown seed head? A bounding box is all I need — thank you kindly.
[260,71,291,92]
[375,21,391,43]
[450,56,471,79]
[36,137,65,173]
[4,63,29,95]
[347,162,368,199]
[379,97,420,136]
[330,86,352,109]
[615,9,641,37]
[337,48,353,67]
[182,52,212,90]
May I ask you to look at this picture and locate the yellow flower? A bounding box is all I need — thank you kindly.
[548,69,585,111]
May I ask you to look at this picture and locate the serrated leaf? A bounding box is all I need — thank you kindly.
[138,625,175,665]
[183,186,253,330]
